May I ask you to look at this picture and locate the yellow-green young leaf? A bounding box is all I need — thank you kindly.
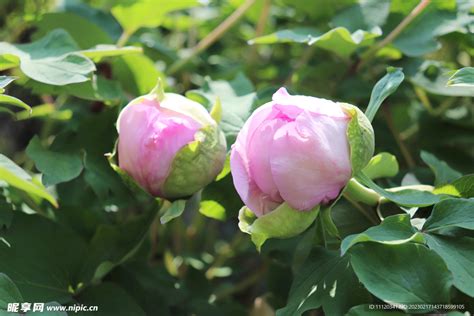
[80,45,142,61]
[433,174,474,198]
[362,152,399,179]
[199,200,226,221]
[0,154,58,207]
[112,54,165,96]
[0,94,31,112]
[210,97,222,123]
[112,0,199,35]
[215,154,230,181]
[16,104,72,121]
[238,203,319,251]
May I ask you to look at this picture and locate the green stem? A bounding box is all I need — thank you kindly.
[358,0,431,69]
[344,178,381,206]
[116,30,132,48]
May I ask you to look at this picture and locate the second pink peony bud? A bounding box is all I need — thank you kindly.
[231,87,353,216]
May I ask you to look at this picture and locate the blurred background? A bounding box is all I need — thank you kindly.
[0,0,473,315]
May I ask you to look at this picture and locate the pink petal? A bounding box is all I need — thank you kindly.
[272,87,348,119]
[118,102,200,196]
[230,103,282,216]
[247,118,285,202]
[230,146,281,217]
[269,110,351,210]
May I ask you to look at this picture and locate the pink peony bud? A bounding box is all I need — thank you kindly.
[117,90,226,199]
[231,87,356,216]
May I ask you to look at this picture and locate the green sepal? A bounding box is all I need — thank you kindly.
[162,125,227,199]
[106,141,156,201]
[238,203,320,251]
[340,103,375,175]
[210,97,222,123]
[149,77,165,102]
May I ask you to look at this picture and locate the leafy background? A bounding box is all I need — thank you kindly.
[0,0,473,315]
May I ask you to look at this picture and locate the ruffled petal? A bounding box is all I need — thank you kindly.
[272,87,348,119]
[269,110,351,210]
[230,146,281,216]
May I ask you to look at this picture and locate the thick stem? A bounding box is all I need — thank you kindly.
[168,0,257,75]
[116,30,132,48]
[358,0,431,69]
[344,178,381,206]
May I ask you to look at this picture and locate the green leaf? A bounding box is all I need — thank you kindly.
[277,248,370,316]
[0,94,31,112]
[420,150,462,186]
[330,0,390,32]
[78,205,160,283]
[0,76,15,91]
[433,174,474,198]
[365,68,404,122]
[248,27,321,44]
[112,54,164,96]
[320,206,340,239]
[0,274,23,309]
[16,104,72,121]
[350,243,452,309]
[160,200,186,224]
[26,136,83,187]
[112,0,199,35]
[238,203,319,251]
[75,282,146,316]
[34,12,113,49]
[447,67,474,87]
[356,172,442,207]
[187,73,257,148]
[249,26,381,58]
[0,154,58,207]
[423,198,474,232]
[0,29,95,86]
[26,74,123,103]
[341,214,425,255]
[425,235,474,297]
[362,152,399,179]
[409,61,474,97]
[347,305,405,316]
[0,212,87,302]
[394,7,474,57]
[80,45,142,60]
[215,154,230,181]
[343,104,375,174]
[199,200,226,221]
